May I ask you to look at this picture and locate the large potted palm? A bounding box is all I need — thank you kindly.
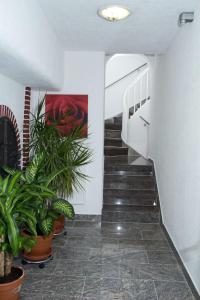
[0,173,37,300]
[30,98,92,234]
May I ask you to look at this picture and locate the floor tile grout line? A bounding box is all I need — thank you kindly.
[81,276,86,299]
[153,280,159,300]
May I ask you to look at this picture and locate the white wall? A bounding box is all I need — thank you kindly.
[0,73,25,164]
[150,2,200,293]
[106,54,147,87]
[105,55,148,119]
[32,51,105,215]
[0,0,64,90]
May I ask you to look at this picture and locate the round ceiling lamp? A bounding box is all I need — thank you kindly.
[98,5,131,22]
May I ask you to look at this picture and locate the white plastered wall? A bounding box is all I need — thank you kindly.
[150,2,200,293]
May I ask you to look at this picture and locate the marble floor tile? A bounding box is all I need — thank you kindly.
[118,239,170,251]
[155,280,195,300]
[147,250,177,265]
[141,229,166,241]
[73,220,101,228]
[18,220,196,300]
[54,246,93,260]
[121,279,157,300]
[83,277,101,299]
[102,258,121,278]
[143,240,170,251]
[66,236,102,248]
[139,264,185,281]
[67,227,102,238]
[119,259,140,279]
[43,296,82,300]
[121,251,148,264]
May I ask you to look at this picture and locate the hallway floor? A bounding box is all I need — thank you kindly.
[20,217,195,300]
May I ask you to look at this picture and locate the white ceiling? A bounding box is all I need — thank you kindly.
[38,0,197,54]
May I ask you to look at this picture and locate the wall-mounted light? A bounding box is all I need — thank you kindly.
[178,12,194,27]
[98,5,131,22]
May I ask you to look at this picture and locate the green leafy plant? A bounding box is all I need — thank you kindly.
[5,153,75,237]
[30,97,92,197]
[0,173,37,278]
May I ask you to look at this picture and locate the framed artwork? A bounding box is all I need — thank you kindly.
[45,94,88,138]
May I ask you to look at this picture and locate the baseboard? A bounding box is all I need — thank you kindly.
[161,224,200,300]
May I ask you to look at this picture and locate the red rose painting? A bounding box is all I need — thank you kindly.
[45,94,88,138]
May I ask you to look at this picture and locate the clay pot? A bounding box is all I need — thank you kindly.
[0,267,24,300]
[53,215,65,235]
[22,232,53,262]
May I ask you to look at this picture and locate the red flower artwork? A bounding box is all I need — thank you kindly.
[45,94,88,138]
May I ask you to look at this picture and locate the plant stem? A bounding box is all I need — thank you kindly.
[5,252,13,276]
[0,236,4,277]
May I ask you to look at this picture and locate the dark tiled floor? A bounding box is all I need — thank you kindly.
[17,218,196,300]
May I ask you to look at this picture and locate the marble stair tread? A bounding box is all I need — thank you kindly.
[104,137,123,147]
[101,222,162,232]
[105,123,122,130]
[102,205,159,213]
[102,210,160,223]
[104,183,155,190]
[104,175,155,190]
[114,116,122,123]
[104,146,128,156]
[103,189,157,204]
[105,155,152,167]
[105,164,153,176]
[105,129,121,138]
[103,196,156,207]
[104,189,156,197]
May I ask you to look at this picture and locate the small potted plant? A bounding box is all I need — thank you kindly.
[22,196,74,261]
[0,172,37,300]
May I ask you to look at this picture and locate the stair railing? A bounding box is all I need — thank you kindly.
[122,67,150,145]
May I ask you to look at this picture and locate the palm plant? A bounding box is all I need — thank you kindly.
[0,173,37,278]
[30,98,92,197]
[4,153,75,237]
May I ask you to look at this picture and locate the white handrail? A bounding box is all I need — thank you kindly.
[122,67,150,145]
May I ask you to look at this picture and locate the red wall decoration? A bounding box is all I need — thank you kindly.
[45,94,88,138]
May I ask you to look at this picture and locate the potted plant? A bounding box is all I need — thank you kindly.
[22,196,74,261]
[5,153,75,262]
[30,98,92,234]
[0,172,37,300]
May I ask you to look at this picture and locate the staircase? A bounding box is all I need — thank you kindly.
[102,116,160,226]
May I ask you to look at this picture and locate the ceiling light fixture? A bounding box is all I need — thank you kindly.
[98,5,131,22]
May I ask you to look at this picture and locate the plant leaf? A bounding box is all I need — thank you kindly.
[52,198,75,220]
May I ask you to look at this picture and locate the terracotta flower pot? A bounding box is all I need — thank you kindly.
[53,215,65,235]
[22,232,53,262]
[0,266,24,300]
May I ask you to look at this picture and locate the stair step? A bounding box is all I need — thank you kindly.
[103,205,159,212]
[103,195,157,207]
[104,174,155,190]
[105,164,153,176]
[104,155,151,167]
[105,123,122,130]
[114,116,122,124]
[101,222,161,234]
[102,209,160,223]
[104,146,128,156]
[104,188,156,199]
[105,129,121,139]
[104,138,122,147]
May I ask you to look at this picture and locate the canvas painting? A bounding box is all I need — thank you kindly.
[45,94,88,138]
